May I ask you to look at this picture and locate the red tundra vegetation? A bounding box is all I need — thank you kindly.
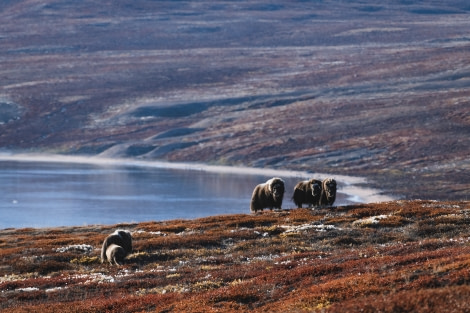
[1,200,470,312]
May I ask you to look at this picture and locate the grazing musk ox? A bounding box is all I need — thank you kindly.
[292,178,322,208]
[101,230,132,265]
[250,177,285,213]
[319,178,337,207]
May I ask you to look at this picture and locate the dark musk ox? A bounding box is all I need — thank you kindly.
[292,178,322,208]
[250,177,285,213]
[105,244,127,266]
[319,178,337,207]
[101,230,132,265]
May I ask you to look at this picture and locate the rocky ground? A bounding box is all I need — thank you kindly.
[1,200,470,312]
[0,0,468,201]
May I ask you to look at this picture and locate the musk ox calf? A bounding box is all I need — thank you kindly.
[319,178,337,207]
[292,178,322,208]
[105,244,127,266]
[101,229,132,265]
[250,177,285,213]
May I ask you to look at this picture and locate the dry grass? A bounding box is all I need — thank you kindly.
[1,200,470,312]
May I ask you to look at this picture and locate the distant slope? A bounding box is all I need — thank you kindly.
[0,0,469,200]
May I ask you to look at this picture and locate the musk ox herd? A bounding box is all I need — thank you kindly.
[100,177,336,266]
[250,177,337,213]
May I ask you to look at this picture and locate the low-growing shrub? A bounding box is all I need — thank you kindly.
[2,200,470,312]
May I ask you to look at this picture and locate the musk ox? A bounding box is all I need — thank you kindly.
[292,178,322,208]
[101,230,132,264]
[319,178,337,207]
[250,177,285,213]
[105,244,127,265]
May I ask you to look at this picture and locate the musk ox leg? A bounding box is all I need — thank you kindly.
[101,238,108,263]
[292,188,304,208]
[250,200,260,213]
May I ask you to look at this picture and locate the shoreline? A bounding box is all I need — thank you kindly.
[0,152,396,204]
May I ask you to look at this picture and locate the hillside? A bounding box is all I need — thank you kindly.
[0,0,469,200]
[1,200,470,312]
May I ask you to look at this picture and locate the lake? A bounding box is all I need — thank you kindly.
[0,155,390,229]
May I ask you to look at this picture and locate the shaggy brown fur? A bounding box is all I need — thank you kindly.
[319,178,337,206]
[106,244,127,265]
[250,177,285,213]
[101,230,132,264]
[292,178,322,208]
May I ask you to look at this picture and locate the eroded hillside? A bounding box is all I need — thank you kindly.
[0,1,469,199]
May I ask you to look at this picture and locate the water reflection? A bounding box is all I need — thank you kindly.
[1,161,352,228]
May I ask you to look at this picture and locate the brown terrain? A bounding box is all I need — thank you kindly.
[0,0,468,200]
[1,1,470,312]
[1,200,470,312]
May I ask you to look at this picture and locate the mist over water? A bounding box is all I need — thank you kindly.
[0,157,383,228]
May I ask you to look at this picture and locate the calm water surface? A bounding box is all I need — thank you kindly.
[0,161,352,228]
